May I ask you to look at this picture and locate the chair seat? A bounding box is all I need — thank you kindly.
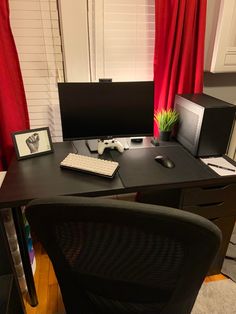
[25,196,222,314]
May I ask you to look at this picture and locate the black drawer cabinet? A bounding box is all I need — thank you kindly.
[180,183,236,275]
[137,182,236,275]
[181,184,236,219]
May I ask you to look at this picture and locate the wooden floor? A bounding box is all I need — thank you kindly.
[24,242,65,314]
[24,241,226,314]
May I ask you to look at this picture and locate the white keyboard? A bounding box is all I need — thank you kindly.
[60,153,119,178]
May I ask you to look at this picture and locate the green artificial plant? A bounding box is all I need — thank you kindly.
[154,109,179,132]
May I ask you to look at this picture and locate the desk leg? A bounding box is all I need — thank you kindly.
[12,207,38,307]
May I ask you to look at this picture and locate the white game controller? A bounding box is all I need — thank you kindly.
[97,139,124,155]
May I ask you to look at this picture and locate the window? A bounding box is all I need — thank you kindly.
[59,0,155,82]
[90,0,155,81]
[9,0,155,142]
[9,0,64,142]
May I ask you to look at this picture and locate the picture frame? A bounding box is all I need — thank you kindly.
[12,127,54,160]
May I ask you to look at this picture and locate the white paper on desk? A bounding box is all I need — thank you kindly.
[200,157,236,176]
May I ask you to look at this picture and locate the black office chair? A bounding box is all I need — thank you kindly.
[25,196,221,314]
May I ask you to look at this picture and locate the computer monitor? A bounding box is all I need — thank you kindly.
[58,81,154,142]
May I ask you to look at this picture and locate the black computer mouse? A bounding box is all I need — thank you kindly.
[155,155,175,168]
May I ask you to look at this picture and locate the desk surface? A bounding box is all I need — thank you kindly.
[111,145,217,188]
[1,139,235,305]
[0,141,124,208]
[0,140,236,208]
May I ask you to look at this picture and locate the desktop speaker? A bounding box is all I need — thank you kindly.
[174,93,236,157]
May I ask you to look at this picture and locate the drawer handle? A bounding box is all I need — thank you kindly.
[198,201,224,208]
[202,185,229,191]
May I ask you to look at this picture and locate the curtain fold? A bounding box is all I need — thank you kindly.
[153,0,207,133]
[0,0,29,170]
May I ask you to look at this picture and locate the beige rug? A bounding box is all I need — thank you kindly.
[192,279,236,314]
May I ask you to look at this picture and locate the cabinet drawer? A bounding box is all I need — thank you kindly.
[183,203,231,219]
[181,184,236,219]
[182,184,236,205]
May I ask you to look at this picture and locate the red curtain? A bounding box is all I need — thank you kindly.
[0,0,29,170]
[153,0,207,133]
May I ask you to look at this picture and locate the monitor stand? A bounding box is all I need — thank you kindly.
[86,139,127,155]
[86,138,129,153]
[86,139,99,152]
[86,137,158,152]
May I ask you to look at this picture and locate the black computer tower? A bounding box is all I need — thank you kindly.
[174,93,236,157]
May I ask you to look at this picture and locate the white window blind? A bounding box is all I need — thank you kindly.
[90,0,155,82]
[9,0,64,142]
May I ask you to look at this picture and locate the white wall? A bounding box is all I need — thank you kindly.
[204,0,236,159]
[204,0,221,72]
[204,0,236,104]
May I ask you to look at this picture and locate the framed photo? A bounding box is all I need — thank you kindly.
[12,127,54,160]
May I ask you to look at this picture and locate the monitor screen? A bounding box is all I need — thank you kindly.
[58,81,154,141]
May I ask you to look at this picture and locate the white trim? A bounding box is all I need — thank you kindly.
[58,0,90,81]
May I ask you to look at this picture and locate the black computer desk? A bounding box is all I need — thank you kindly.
[0,139,236,307]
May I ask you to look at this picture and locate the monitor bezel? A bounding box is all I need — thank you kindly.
[58,81,154,141]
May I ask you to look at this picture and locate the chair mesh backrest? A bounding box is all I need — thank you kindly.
[26,196,221,314]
